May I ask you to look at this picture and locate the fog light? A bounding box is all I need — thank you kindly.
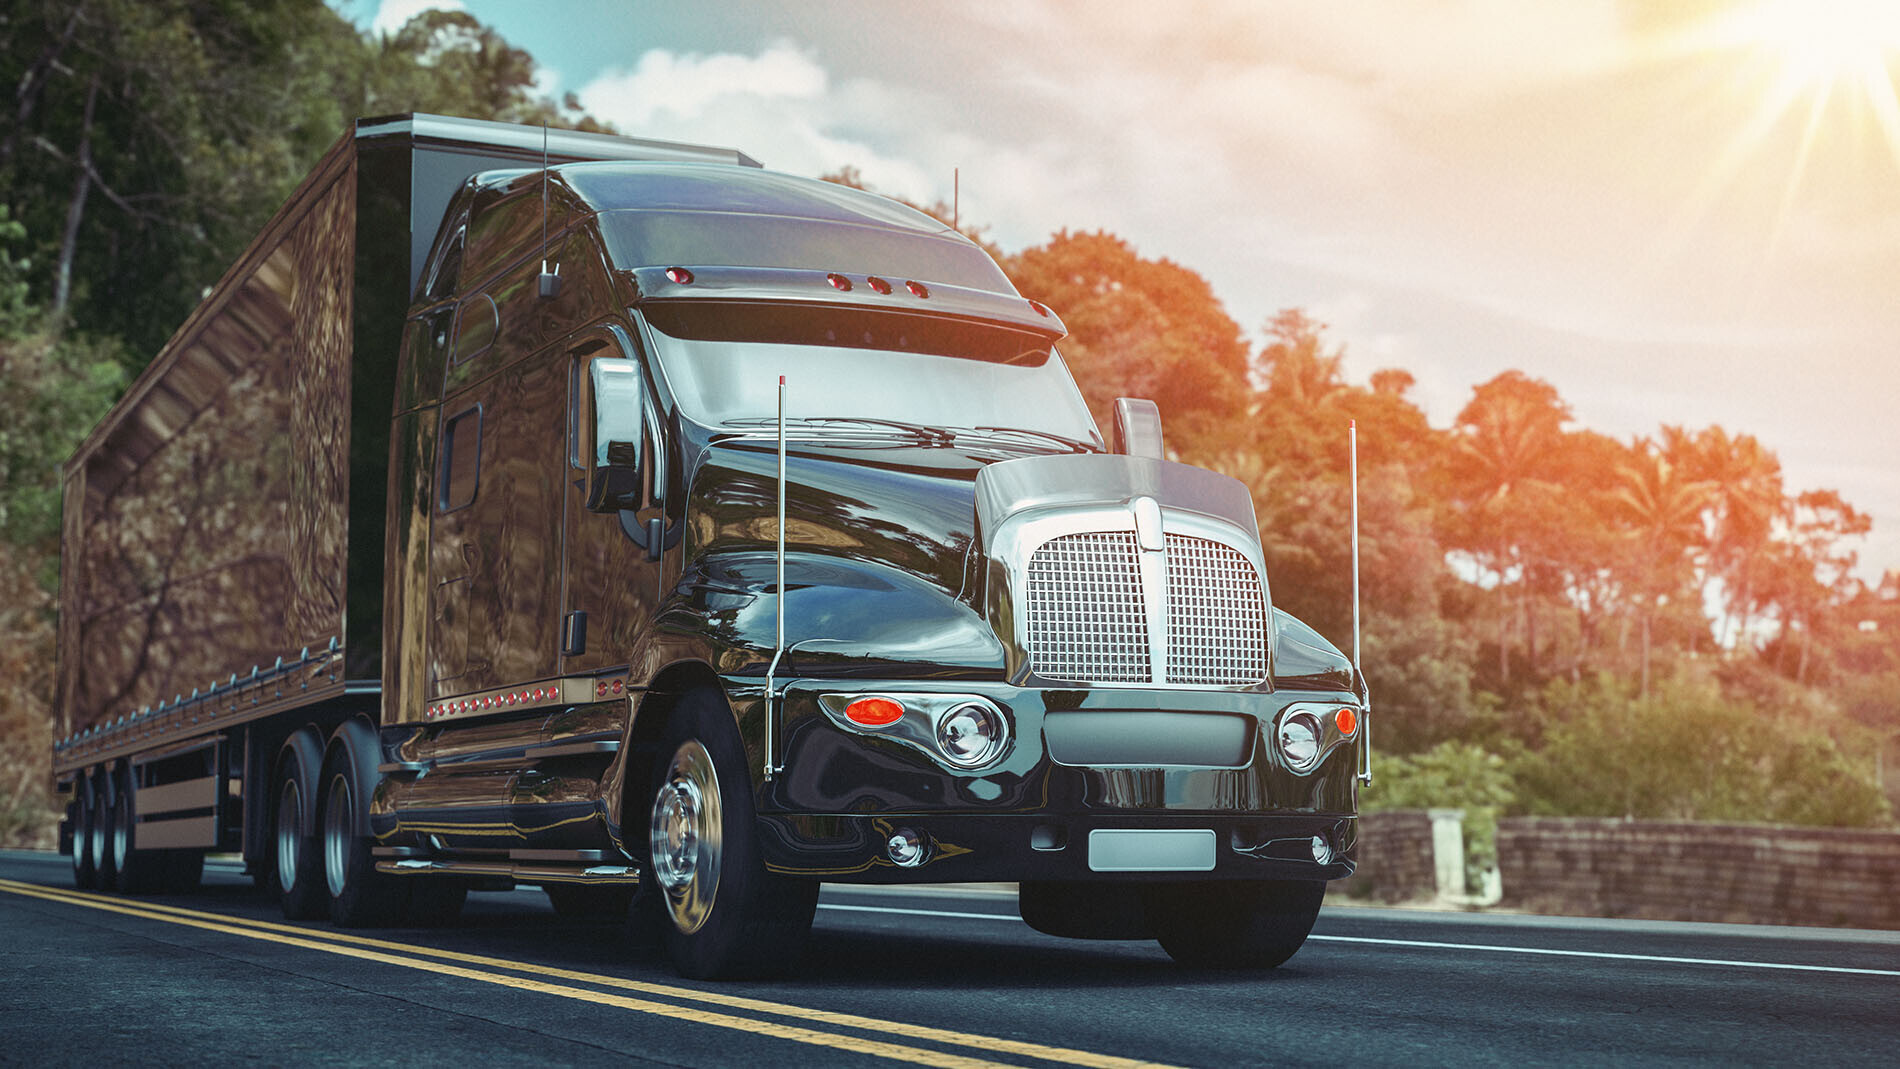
[937,702,1006,767]
[887,828,927,867]
[1311,834,1334,865]
[1279,713,1322,772]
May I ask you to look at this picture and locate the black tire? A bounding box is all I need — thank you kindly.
[1147,879,1327,969]
[94,769,121,892]
[320,720,409,928]
[545,883,635,918]
[272,730,329,920]
[70,773,98,891]
[113,772,166,895]
[648,688,818,980]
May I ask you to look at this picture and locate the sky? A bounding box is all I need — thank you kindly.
[340,0,1900,583]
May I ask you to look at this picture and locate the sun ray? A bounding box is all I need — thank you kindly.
[1620,0,1900,312]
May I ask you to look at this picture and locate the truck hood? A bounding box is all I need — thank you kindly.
[677,437,1355,692]
[673,437,1007,676]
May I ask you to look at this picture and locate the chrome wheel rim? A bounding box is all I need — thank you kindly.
[72,786,91,879]
[649,740,722,935]
[323,774,352,900]
[93,780,114,874]
[275,778,303,892]
[112,788,131,868]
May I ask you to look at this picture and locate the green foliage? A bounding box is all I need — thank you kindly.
[1003,231,1251,447]
[1513,674,1891,827]
[0,208,33,336]
[1368,741,1518,890]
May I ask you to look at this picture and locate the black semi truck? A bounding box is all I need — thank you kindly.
[54,113,1369,979]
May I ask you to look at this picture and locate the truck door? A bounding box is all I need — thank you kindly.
[560,325,670,675]
[428,258,567,696]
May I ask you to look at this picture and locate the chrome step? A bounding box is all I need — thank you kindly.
[374,857,639,885]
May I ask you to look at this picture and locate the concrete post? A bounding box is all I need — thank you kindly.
[1428,807,1467,901]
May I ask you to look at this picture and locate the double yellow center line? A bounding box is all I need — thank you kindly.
[0,878,1179,1068]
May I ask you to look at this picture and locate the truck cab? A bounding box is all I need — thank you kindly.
[373,159,1367,977]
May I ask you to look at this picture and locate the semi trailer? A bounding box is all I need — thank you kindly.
[54,112,1369,979]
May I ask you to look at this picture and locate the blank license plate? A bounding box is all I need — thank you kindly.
[1087,829,1217,872]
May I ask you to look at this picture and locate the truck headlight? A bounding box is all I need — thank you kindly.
[937,702,1006,768]
[1278,712,1322,772]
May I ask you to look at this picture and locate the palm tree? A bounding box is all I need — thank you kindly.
[1445,372,1571,683]
[1686,426,1783,651]
[1607,435,1715,696]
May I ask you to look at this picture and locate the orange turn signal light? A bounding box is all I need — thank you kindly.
[845,697,905,727]
[1334,706,1358,736]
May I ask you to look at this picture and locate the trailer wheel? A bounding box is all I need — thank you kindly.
[113,772,166,895]
[93,769,121,892]
[647,688,817,980]
[545,883,635,918]
[70,773,98,890]
[321,719,408,928]
[272,730,328,919]
[1147,879,1326,970]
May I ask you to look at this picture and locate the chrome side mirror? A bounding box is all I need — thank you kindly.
[585,358,645,512]
[1111,397,1164,459]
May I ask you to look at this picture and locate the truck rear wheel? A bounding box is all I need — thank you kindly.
[113,772,166,895]
[321,721,410,928]
[272,730,328,919]
[70,772,99,890]
[1148,879,1326,969]
[93,770,121,892]
[648,688,817,980]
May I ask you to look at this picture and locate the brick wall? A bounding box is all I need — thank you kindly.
[1338,809,1438,903]
[1497,817,1900,930]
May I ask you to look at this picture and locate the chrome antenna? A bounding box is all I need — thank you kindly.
[765,375,787,780]
[1351,418,1371,786]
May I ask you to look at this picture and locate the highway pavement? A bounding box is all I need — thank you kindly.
[2,849,1895,1066]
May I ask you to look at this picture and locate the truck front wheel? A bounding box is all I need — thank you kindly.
[1147,879,1326,969]
[647,688,817,980]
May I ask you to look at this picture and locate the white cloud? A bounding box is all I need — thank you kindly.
[369,0,463,37]
[577,41,827,130]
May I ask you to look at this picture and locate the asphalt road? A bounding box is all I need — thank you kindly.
[3,848,1896,1067]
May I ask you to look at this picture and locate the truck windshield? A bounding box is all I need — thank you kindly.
[640,302,1103,448]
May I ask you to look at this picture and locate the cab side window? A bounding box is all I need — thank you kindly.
[421,216,467,305]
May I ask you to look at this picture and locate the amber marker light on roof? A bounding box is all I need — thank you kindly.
[845,696,904,727]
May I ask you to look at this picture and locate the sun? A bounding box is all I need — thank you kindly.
[1635,0,1900,271]
[1727,0,1900,91]
[1689,0,1900,173]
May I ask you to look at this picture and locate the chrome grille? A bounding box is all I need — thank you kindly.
[1025,531,1150,683]
[1165,534,1268,685]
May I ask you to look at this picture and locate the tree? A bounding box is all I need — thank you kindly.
[1757,489,1871,684]
[1441,371,1572,685]
[1605,429,1714,695]
[1684,426,1783,650]
[1004,231,1250,452]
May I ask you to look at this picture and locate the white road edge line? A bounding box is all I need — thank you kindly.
[817,903,1900,978]
[1306,935,1900,977]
